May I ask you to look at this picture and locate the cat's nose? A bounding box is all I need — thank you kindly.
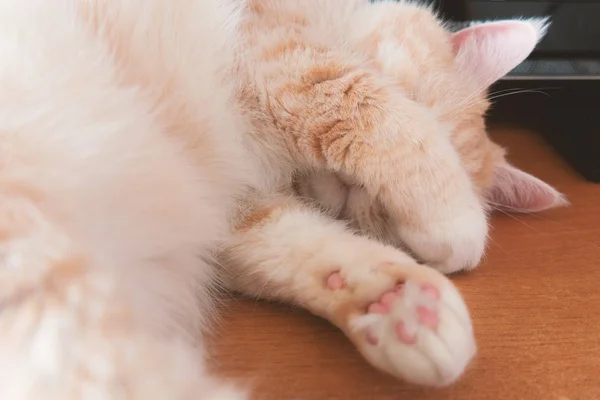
[398,205,488,274]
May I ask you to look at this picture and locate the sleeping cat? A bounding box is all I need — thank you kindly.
[0,0,565,399]
[223,0,565,388]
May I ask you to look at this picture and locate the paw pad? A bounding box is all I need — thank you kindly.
[417,305,438,329]
[395,321,418,344]
[331,262,475,386]
[363,282,441,346]
[326,271,345,290]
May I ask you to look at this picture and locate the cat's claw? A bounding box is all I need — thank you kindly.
[326,266,476,386]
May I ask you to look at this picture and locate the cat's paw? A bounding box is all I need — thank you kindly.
[397,203,488,274]
[326,263,476,386]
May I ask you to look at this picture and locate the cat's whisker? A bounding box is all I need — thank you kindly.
[487,200,561,222]
[489,238,511,257]
[450,59,512,113]
[451,46,552,114]
[456,66,499,108]
[487,88,554,102]
[487,87,526,96]
[448,89,531,118]
[486,200,538,215]
[492,207,543,234]
[447,87,554,120]
[449,87,488,117]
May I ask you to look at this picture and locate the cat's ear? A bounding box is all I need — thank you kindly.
[485,161,568,213]
[451,19,550,87]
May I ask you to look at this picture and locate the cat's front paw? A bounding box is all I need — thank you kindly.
[353,278,475,386]
[326,262,476,386]
[397,203,488,274]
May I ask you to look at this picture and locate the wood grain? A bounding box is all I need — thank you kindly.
[210,129,600,400]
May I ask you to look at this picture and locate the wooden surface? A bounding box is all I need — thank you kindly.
[212,129,600,400]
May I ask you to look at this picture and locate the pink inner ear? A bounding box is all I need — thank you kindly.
[451,19,548,87]
[486,162,567,213]
[451,22,517,53]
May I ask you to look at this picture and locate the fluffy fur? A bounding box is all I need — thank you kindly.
[0,0,250,398]
[0,0,566,398]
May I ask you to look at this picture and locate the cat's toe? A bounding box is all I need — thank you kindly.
[350,279,476,387]
[326,271,346,290]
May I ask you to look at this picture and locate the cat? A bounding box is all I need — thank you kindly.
[222,0,566,388]
[0,0,566,399]
[232,0,566,274]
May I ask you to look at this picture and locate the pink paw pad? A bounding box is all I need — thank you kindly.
[366,284,404,315]
[395,322,417,344]
[421,283,440,300]
[364,282,441,345]
[380,291,398,308]
[366,331,379,345]
[417,306,439,329]
[367,303,388,314]
[326,272,345,290]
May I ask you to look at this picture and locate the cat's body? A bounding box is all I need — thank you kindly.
[0,0,251,398]
[0,0,565,398]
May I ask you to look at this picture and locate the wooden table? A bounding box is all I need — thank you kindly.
[211,129,600,400]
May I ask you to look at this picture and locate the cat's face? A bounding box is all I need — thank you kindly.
[299,14,566,274]
[392,17,565,271]
[369,11,562,207]
[389,17,565,270]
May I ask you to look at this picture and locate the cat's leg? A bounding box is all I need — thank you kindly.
[223,194,476,387]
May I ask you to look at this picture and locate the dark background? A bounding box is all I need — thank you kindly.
[430,0,600,182]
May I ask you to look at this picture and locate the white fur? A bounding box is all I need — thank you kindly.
[225,195,476,387]
[351,279,475,386]
[0,0,250,397]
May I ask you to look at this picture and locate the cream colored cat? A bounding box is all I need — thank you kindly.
[223,0,565,388]
[0,0,565,398]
